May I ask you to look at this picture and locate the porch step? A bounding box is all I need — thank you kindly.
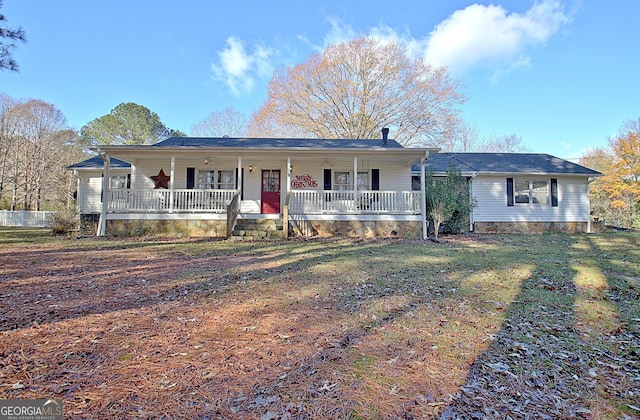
[230,218,284,240]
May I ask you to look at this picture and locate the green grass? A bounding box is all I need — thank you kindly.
[0,228,638,419]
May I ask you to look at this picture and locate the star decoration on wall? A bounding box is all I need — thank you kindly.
[151,169,170,189]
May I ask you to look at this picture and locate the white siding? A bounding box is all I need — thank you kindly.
[78,176,103,213]
[288,161,412,192]
[77,170,130,214]
[471,175,591,223]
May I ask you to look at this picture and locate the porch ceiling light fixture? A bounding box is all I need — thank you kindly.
[249,165,253,174]
[204,157,209,165]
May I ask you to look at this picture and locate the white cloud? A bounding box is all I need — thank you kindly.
[211,1,570,94]
[211,36,274,96]
[423,0,570,76]
[301,17,357,52]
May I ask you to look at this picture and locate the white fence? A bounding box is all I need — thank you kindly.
[0,210,55,227]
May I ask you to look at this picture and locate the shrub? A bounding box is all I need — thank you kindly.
[425,163,475,238]
[49,210,78,235]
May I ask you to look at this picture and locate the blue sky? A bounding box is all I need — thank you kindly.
[1,0,638,160]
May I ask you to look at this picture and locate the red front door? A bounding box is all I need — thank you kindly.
[261,170,281,214]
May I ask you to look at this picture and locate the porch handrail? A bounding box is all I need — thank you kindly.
[108,189,237,213]
[283,192,290,240]
[226,190,241,237]
[288,190,421,214]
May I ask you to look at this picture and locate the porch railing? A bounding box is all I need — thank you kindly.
[108,189,237,213]
[288,190,421,214]
[226,190,241,236]
[107,189,421,215]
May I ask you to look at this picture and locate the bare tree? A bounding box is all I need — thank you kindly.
[247,37,465,146]
[13,100,68,209]
[446,122,481,152]
[480,133,530,153]
[46,129,86,210]
[0,93,19,204]
[191,107,248,137]
[0,98,82,210]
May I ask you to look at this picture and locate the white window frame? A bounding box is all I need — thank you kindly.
[217,170,235,189]
[110,174,128,190]
[334,171,351,191]
[357,172,369,190]
[514,178,549,205]
[197,169,236,189]
[198,170,216,189]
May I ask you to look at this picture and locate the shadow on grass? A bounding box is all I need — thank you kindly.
[1,230,638,419]
[441,233,639,419]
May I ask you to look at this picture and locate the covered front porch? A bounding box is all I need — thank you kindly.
[91,136,433,239]
[102,188,424,238]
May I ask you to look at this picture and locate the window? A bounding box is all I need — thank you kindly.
[334,172,351,191]
[411,175,421,191]
[357,172,369,190]
[217,170,234,189]
[198,169,235,189]
[514,178,548,205]
[198,170,216,189]
[110,174,128,190]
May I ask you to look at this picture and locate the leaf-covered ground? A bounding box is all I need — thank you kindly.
[1,228,638,419]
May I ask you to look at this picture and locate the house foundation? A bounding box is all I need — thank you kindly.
[473,221,588,234]
[104,217,423,239]
[290,219,423,238]
[106,219,227,237]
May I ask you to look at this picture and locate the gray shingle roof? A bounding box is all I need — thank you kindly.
[66,156,131,170]
[154,137,405,149]
[414,152,601,176]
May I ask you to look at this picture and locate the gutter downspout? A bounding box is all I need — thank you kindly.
[469,172,478,232]
[586,176,596,233]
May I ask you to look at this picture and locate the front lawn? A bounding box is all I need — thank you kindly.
[1,228,638,418]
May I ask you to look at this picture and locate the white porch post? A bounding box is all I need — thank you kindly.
[237,156,243,194]
[98,152,110,237]
[421,155,428,240]
[286,157,291,193]
[353,157,358,205]
[169,155,175,213]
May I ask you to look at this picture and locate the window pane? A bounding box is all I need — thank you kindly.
[411,176,421,191]
[357,172,369,190]
[514,179,530,203]
[334,172,351,191]
[217,170,234,189]
[110,175,127,189]
[198,170,215,189]
[531,180,548,204]
[262,171,279,192]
